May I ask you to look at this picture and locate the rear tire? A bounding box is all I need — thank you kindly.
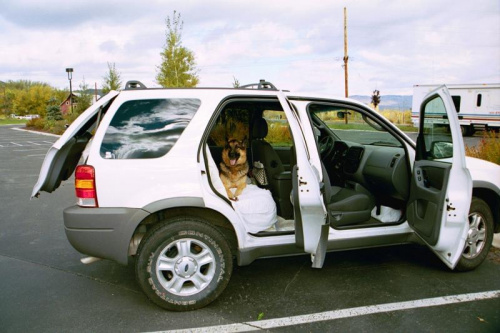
[455,197,494,272]
[135,217,233,311]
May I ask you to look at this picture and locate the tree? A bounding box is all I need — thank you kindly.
[102,62,122,93]
[11,84,53,116]
[371,90,381,110]
[74,78,93,115]
[156,11,199,88]
[46,97,63,121]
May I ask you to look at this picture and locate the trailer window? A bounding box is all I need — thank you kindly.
[451,95,461,113]
[476,94,482,107]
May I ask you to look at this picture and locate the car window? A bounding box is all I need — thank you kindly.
[100,98,201,159]
[262,110,292,147]
[308,104,402,147]
[420,96,453,160]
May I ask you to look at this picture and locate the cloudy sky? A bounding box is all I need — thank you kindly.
[0,0,498,96]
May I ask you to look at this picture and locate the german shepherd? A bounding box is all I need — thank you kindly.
[220,138,249,201]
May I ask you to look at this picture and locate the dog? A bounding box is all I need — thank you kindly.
[220,138,249,201]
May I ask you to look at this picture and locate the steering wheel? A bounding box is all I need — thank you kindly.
[318,135,334,157]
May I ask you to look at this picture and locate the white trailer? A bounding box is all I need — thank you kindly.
[411,84,500,136]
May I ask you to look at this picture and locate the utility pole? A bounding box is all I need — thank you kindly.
[343,7,349,124]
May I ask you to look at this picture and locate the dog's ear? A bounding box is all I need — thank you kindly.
[240,136,248,148]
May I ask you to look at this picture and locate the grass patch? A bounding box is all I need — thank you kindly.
[0,118,28,125]
[396,125,418,132]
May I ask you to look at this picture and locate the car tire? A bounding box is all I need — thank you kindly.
[135,217,233,311]
[455,197,494,272]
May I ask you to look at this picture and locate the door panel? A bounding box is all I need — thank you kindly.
[277,92,327,268]
[407,162,451,245]
[407,86,472,269]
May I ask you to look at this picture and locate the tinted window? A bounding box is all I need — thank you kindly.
[476,94,482,107]
[100,98,201,159]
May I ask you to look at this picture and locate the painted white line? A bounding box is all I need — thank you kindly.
[27,141,42,146]
[10,142,23,146]
[12,149,49,152]
[157,290,500,333]
[26,154,47,157]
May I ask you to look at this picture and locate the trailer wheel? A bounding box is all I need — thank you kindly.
[460,125,474,136]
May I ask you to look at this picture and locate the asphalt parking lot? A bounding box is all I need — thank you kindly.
[1,125,499,332]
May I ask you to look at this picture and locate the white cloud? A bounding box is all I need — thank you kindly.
[0,0,498,95]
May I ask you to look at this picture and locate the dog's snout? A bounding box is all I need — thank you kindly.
[228,150,239,159]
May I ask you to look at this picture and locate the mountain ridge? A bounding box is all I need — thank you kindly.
[349,95,412,111]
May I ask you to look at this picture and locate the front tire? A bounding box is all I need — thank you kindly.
[135,217,233,311]
[455,197,494,272]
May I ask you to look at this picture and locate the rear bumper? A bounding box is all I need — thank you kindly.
[64,205,149,265]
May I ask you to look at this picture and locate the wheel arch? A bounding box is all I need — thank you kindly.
[128,199,239,258]
[472,184,500,232]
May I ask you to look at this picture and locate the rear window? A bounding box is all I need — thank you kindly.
[100,98,201,159]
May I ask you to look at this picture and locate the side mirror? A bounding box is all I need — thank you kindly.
[337,111,347,119]
[430,141,453,159]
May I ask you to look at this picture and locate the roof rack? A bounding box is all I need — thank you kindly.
[124,80,147,90]
[240,79,277,90]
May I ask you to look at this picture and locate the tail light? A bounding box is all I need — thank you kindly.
[75,165,98,207]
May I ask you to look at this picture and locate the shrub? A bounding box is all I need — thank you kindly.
[380,110,413,125]
[465,131,499,165]
[26,117,45,130]
[26,117,67,135]
[266,122,292,146]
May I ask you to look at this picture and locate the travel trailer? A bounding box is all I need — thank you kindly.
[411,84,500,136]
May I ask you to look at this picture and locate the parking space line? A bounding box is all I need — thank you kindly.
[158,290,500,332]
[27,141,42,146]
[10,142,23,146]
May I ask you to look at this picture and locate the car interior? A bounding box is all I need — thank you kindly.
[206,98,411,235]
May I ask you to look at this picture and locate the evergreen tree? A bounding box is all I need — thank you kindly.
[102,62,122,93]
[74,78,93,114]
[46,97,63,121]
[156,11,199,88]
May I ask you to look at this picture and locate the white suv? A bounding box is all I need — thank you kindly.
[32,81,500,311]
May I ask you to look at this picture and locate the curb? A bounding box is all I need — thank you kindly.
[11,127,61,138]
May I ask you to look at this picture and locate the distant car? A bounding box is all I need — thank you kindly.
[13,114,40,120]
[32,81,500,311]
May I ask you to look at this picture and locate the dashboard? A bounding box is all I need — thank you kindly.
[321,138,410,207]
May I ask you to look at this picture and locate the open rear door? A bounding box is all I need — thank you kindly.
[407,86,472,269]
[277,92,328,268]
[31,91,119,198]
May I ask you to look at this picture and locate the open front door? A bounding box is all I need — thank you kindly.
[277,92,328,268]
[407,86,472,269]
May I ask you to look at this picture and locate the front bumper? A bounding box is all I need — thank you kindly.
[64,205,149,265]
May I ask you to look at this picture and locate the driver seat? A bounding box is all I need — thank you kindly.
[321,164,374,227]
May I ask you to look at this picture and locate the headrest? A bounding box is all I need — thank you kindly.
[252,118,268,139]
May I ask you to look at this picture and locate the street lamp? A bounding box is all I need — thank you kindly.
[66,68,73,114]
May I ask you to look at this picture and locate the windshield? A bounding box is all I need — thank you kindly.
[309,104,402,147]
